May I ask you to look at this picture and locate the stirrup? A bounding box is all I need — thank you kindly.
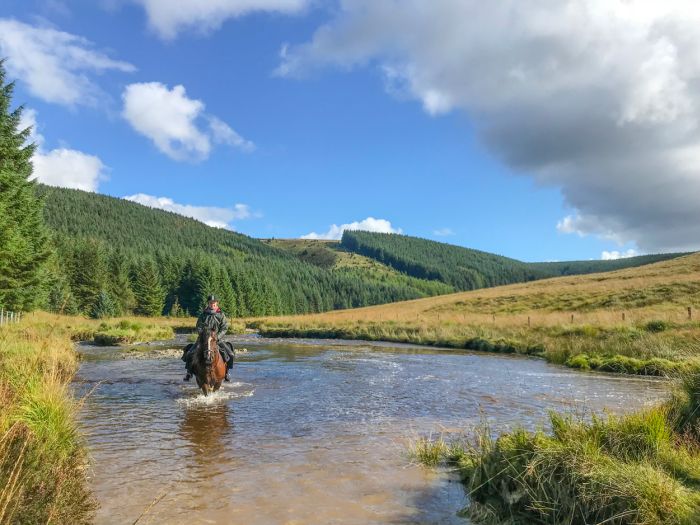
[224,372,231,382]
[183,372,192,381]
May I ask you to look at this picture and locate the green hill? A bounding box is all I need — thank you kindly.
[38,186,446,318]
[338,231,689,291]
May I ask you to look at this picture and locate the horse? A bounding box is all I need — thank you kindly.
[191,328,226,396]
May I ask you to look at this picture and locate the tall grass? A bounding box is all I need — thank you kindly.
[0,320,95,524]
[413,375,700,524]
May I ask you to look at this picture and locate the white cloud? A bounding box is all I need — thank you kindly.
[0,18,135,106]
[302,217,402,240]
[209,116,255,152]
[32,149,106,192]
[21,108,106,192]
[601,249,639,260]
[122,82,254,161]
[279,1,700,252]
[433,228,454,237]
[133,0,310,40]
[123,193,256,229]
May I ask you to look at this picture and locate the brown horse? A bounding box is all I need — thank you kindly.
[191,328,226,395]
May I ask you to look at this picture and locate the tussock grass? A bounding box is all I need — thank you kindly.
[251,253,700,376]
[0,319,96,524]
[414,375,700,524]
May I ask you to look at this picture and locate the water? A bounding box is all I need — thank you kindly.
[74,335,668,524]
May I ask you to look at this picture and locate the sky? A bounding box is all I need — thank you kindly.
[2,0,699,262]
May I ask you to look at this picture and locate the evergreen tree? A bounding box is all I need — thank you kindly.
[68,239,108,315]
[0,62,51,310]
[107,249,135,315]
[90,290,116,319]
[132,258,165,316]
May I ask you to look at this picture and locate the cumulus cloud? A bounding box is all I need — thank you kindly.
[302,217,402,240]
[124,193,255,229]
[279,1,700,252]
[601,249,639,260]
[132,0,310,39]
[0,18,135,106]
[20,108,106,192]
[122,82,254,161]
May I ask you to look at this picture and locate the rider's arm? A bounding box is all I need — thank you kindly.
[196,313,205,333]
[218,313,229,337]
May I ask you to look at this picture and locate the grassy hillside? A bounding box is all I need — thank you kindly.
[339,231,689,291]
[253,252,700,376]
[263,238,454,296]
[37,186,447,317]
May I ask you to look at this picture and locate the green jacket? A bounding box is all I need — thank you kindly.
[196,307,229,337]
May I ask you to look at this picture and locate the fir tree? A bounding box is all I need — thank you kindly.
[0,61,51,310]
[132,258,165,316]
[68,239,108,315]
[90,290,116,319]
[107,249,135,315]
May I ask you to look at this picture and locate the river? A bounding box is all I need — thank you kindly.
[73,334,668,524]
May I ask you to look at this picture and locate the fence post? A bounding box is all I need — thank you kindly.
[571,314,574,323]
[689,307,693,320]
[622,312,625,321]
[0,308,3,326]
[528,316,531,327]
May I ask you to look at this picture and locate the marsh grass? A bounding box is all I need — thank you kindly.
[413,375,700,524]
[0,320,96,524]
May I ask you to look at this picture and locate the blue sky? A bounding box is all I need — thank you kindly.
[2,1,697,261]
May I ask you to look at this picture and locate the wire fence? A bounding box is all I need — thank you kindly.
[0,309,22,326]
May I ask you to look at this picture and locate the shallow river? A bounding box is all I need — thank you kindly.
[74,335,668,525]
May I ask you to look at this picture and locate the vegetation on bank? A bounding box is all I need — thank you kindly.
[0,319,95,524]
[252,253,700,377]
[412,375,700,524]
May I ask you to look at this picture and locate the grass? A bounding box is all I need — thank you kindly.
[0,319,95,524]
[250,253,700,376]
[412,374,700,524]
[0,311,203,523]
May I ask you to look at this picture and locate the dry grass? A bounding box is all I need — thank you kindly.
[0,317,96,524]
[250,253,700,376]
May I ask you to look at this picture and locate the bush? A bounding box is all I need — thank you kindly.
[645,320,670,333]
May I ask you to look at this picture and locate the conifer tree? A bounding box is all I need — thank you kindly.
[0,61,51,310]
[91,290,116,319]
[107,249,135,314]
[69,239,108,315]
[132,258,165,316]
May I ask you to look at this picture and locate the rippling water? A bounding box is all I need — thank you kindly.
[74,336,668,524]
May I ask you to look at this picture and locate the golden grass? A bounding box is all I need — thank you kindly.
[250,253,700,375]
[0,316,96,523]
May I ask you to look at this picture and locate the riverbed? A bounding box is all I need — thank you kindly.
[73,335,668,524]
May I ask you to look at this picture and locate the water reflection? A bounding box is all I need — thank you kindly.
[75,338,668,525]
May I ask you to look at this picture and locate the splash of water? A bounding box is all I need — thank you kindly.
[177,383,254,407]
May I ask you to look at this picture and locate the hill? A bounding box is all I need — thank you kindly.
[339,231,689,290]
[255,252,700,376]
[37,186,446,317]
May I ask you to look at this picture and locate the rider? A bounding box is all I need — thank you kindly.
[182,295,235,382]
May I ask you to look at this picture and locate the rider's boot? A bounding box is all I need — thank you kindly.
[224,371,231,382]
[183,371,192,381]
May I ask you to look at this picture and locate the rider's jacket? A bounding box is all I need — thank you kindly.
[196,307,230,338]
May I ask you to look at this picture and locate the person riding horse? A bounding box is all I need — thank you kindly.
[182,295,236,382]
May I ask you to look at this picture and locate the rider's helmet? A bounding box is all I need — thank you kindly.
[207,294,217,303]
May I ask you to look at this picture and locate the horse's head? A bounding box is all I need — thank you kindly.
[203,328,217,365]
